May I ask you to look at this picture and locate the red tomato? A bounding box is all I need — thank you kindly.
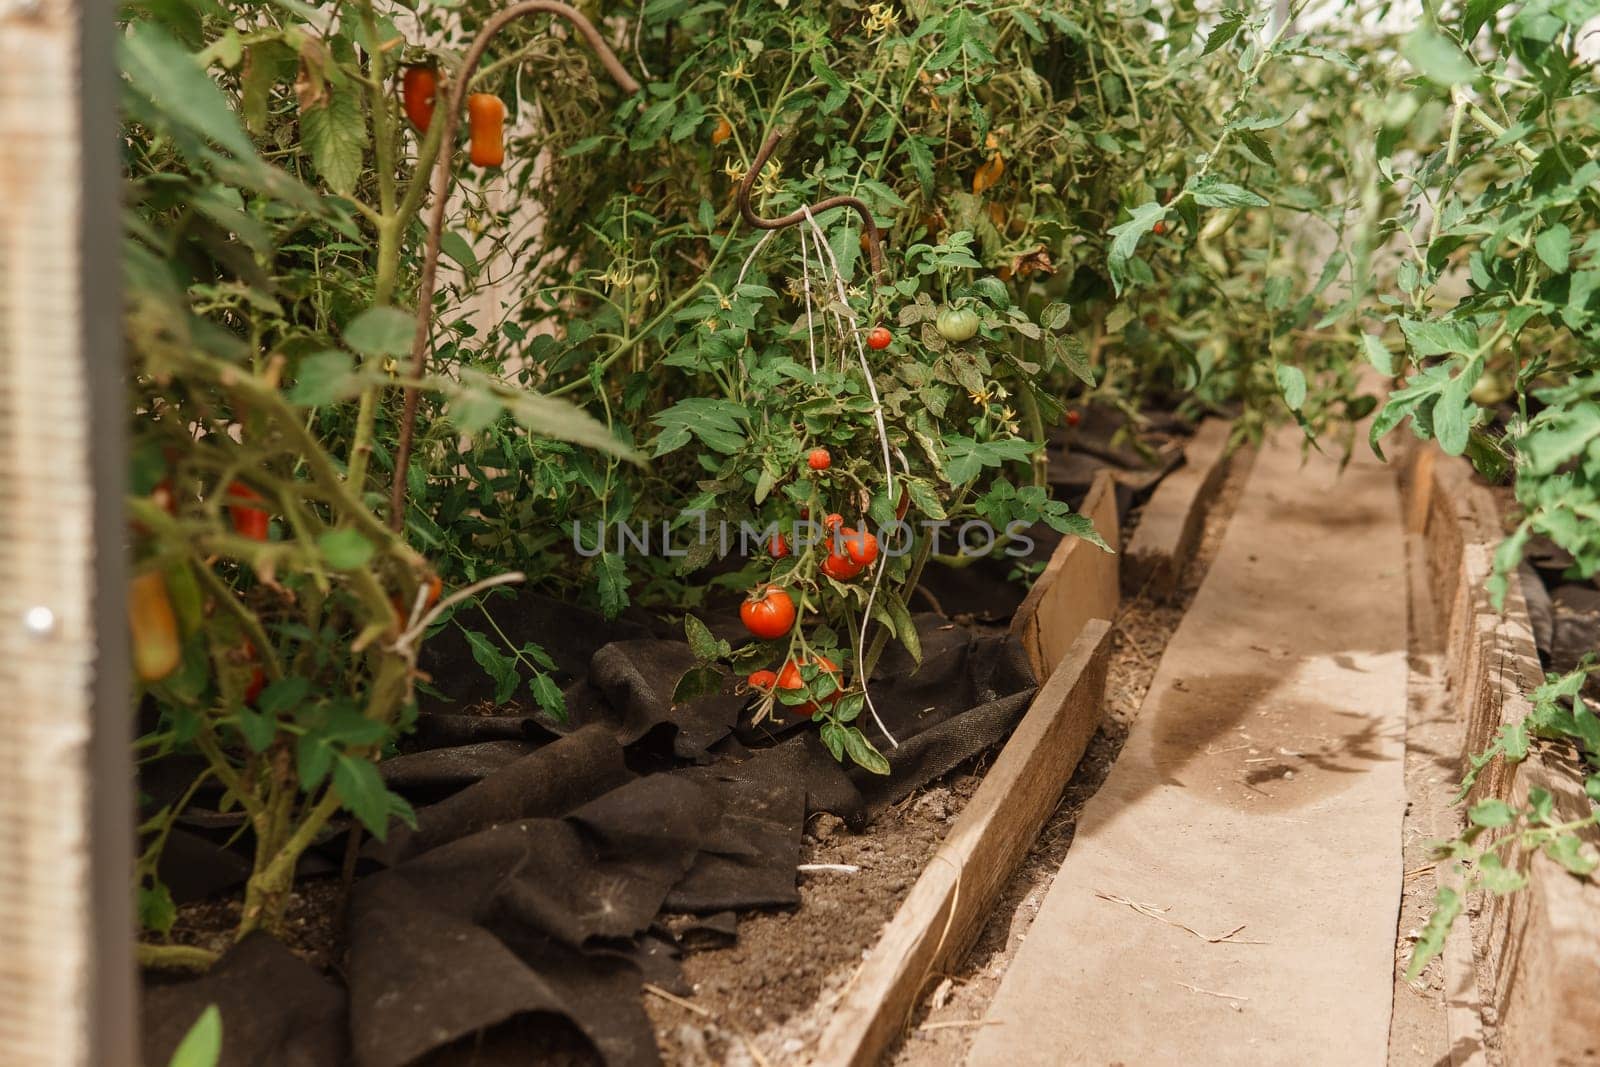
[747,669,778,690]
[401,65,438,132]
[807,448,832,471]
[227,484,270,541]
[1154,220,1167,236]
[777,655,841,717]
[823,512,844,532]
[740,585,797,640]
[240,640,267,706]
[769,534,790,559]
[1066,409,1082,428]
[866,326,892,350]
[821,550,863,582]
[841,527,879,567]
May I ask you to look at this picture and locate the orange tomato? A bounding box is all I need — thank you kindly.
[129,571,181,683]
[467,93,506,168]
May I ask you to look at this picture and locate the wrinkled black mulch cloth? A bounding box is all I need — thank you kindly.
[143,595,1035,1067]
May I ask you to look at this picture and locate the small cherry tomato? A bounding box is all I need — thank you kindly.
[747,668,778,691]
[807,448,832,471]
[227,483,270,541]
[1066,409,1082,428]
[711,117,733,146]
[1153,220,1167,236]
[866,325,892,350]
[821,550,863,582]
[740,585,797,640]
[823,512,844,532]
[935,306,980,343]
[777,655,841,717]
[841,527,879,567]
[401,65,438,132]
[769,533,790,559]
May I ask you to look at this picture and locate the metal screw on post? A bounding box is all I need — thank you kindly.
[22,606,56,638]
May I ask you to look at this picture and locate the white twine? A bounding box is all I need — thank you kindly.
[799,204,899,750]
[389,571,527,658]
[798,227,818,374]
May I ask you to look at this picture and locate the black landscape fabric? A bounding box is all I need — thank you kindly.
[143,592,1036,1066]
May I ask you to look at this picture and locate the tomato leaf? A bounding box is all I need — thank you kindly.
[333,753,394,840]
[343,306,416,357]
[235,706,277,753]
[819,721,847,762]
[1468,798,1515,828]
[842,726,890,775]
[465,630,520,706]
[1545,834,1600,876]
[1359,334,1395,376]
[673,666,725,703]
[300,87,366,197]
[1276,364,1307,411]
[684,614,730,663]
[1106,201,1165,295]
[1405,887,1461,981]
[167,1005,223,1067]
[1402,27,1479,86]
[287,351,360,406]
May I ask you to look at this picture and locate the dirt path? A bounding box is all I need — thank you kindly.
[887,445,1255,1066]
[965,424,1412,1066]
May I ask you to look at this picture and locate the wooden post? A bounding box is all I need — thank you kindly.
[0,0,135,1062]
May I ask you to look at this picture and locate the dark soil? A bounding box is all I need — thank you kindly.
[167,875,344,976]
[643,776,985,1065]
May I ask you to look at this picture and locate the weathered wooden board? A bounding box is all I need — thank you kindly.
[1122,417,1233,600]
[1009,470,1119,683]
[808,621,1114,1067]
[1404,443,1600,1067]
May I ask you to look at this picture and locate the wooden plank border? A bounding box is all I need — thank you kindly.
[1402,443,1600,1067]
[1122,417,1233,601]
[809,621,1114,1067]
[1009,469,1119,683]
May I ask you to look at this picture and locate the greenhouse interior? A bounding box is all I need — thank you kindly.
[0,0,1597,1064]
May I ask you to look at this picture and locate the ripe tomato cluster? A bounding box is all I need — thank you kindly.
[746,656,840,718]
[730,441,894,721]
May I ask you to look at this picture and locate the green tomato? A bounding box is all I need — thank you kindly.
[1469,370,1513,407]
[936,306,980,343]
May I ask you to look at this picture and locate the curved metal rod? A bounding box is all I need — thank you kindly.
[389,1,643,532]
[737,128,886,282]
